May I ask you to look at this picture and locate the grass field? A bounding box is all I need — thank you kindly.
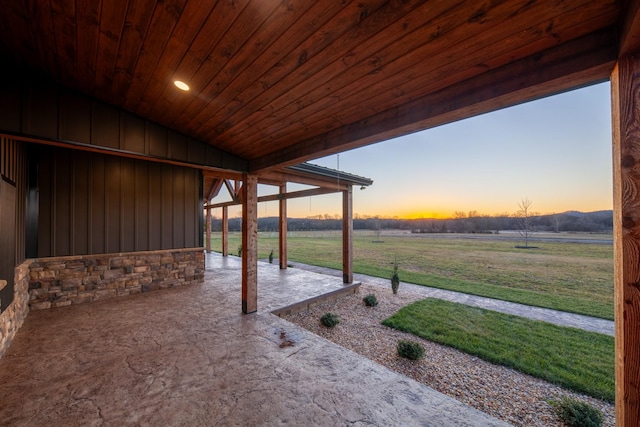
[382,299,615,402]
[207,230,614,319]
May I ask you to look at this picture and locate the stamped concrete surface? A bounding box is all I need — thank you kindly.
[0,253,508,426]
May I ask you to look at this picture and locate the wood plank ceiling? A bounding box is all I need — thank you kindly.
[0,0,622,173]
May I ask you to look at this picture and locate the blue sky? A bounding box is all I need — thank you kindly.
[223,81,613,219]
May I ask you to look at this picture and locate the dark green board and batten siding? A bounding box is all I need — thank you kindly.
[0,137,27,310]
[0,74,247,172]
[37,146,203,258]
[0,69,235,259]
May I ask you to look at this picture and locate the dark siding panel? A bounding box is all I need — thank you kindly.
[121,158,135,253]
[15,143,27,263]
[54,153,71,256]
[0,84,21,133]
[105,158,121,253]
[187,139,206,165]
[91,102,120,149]
[168,131,188,162]
[0,137,27,306]
[22,85,58,139]
[26,149,39,259]
[148,122,168,158]
[59,92,91,143]
[184,169,197,248]
[205,146,222,168]
[0,137,19,182]
[72,154,89,254]
[0,180,16,308]
[134,162,149,250]
[121,113,145,153]
[161,168,173,249]
[195,169,203,247]
[197,171,204,247]
[148,163,162,250]
[35,146,202,256]
[1,77,246,170]
[173,168,185,248]
[90,156,106,254]
[38,147,53,257]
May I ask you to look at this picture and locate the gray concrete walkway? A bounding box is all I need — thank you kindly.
[0,253,509,426]
[285,261,615,336]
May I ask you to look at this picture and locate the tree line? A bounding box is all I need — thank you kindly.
[209,210,613,234]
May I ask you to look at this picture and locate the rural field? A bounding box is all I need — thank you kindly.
[208,229,614,320]
[210,229,616,415]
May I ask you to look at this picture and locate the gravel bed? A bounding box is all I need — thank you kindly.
[283,283,614,427]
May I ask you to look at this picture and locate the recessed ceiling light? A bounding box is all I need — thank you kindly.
[174,80,190,91]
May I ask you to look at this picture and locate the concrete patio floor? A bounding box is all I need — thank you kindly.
[0,253,509,426]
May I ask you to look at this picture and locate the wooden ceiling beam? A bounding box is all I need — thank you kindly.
[4,133,239,174]
[208,186,343,209]
[202,169,244,180]
[249,27,617,172]
[223,179,243,203]
[206,178,224,201]
[619,0,640,57]
[259,187,342,203]
[258,170,349,190]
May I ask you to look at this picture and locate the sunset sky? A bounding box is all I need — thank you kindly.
[220,81,613,220]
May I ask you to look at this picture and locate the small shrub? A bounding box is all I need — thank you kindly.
[268,250,274,264]
[553,397,603,427]
[397,340,425,360]
[237,245,242,257]
[391,258,400,294]
[363,294,378,307]
[320,312,340,328]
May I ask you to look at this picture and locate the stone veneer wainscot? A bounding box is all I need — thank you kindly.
[28,248,205,310]
[0,260,32,358]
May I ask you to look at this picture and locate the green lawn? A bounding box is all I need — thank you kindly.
[382,298,615,402]
[207,230,614,319]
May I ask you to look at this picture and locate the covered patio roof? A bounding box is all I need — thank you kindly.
[203,162,373,205]
[0,1,629,172]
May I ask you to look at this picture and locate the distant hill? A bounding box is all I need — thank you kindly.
[561,210,612,217]
[210,210,613,234]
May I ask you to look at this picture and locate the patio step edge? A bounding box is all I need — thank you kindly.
[271,282,361,317]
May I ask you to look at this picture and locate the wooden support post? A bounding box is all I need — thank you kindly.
[612,53,640,427]
[205,207,211,253]
[279,184,287,269]
[342,186,353,284]
[222,206,229,256]
[242,173,258,314]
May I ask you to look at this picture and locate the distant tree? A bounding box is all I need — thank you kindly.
[467,210,484,233]
[453,211,467,233]
[552,213,561,233]
[373,216,383,241]
[515,198,535,247]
